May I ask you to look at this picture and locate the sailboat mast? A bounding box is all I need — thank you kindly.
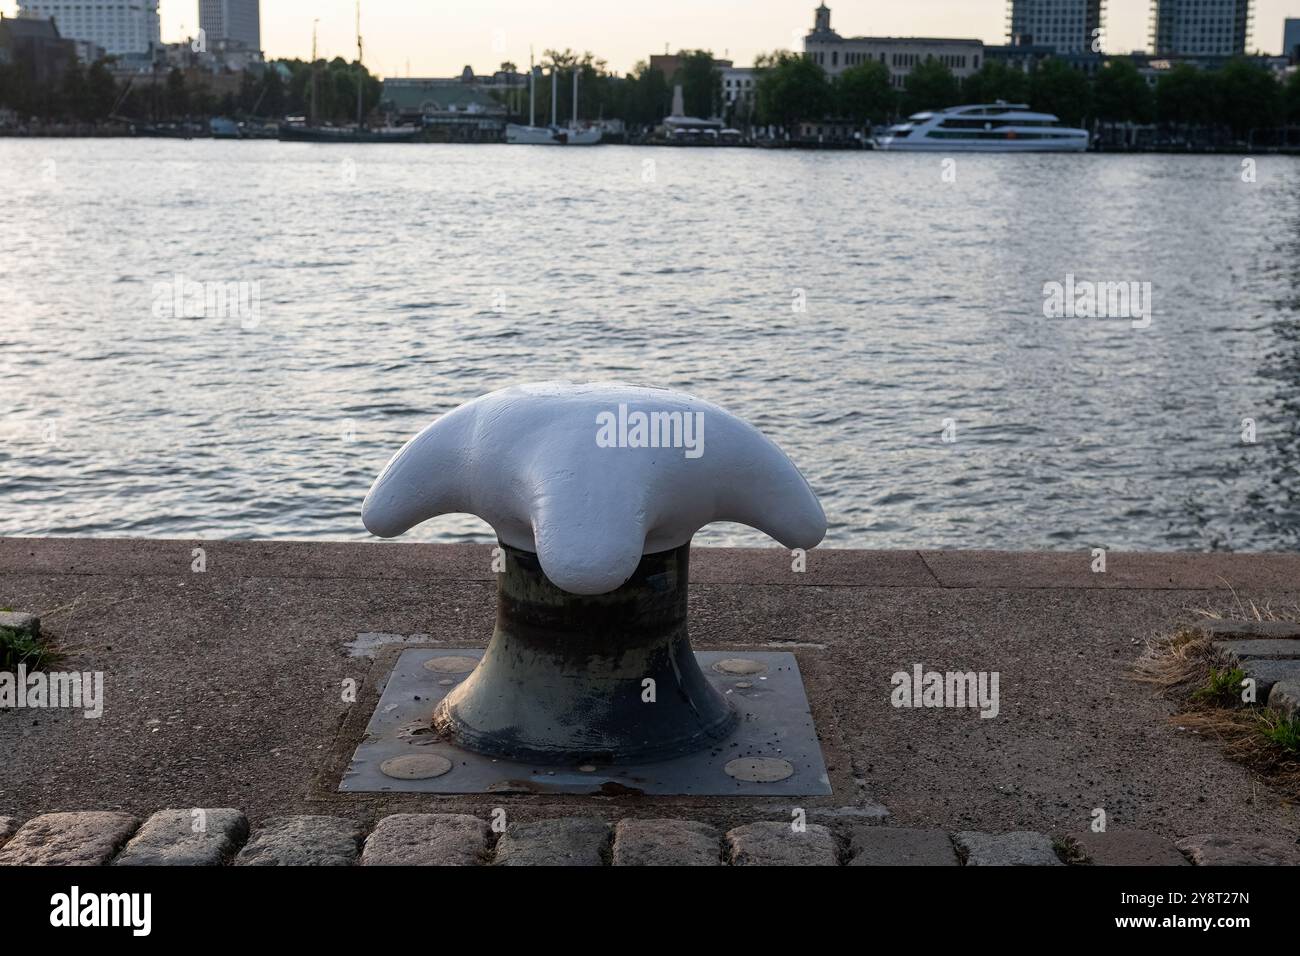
[310,19,318,126]
[355,1,364,127]
[551,67,557,127]
[572,67,578,129]
[529,50,535,127]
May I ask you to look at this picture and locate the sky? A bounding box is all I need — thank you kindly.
[6,1,1299,77]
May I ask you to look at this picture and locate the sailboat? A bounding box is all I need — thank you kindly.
[279,4,419,143]
[506,57,601,145]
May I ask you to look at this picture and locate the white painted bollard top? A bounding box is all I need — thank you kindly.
[362,382,827,595]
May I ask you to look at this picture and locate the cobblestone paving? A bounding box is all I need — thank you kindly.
[2,809,1296,865]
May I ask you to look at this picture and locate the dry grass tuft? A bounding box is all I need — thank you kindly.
[1133,605,1300,802]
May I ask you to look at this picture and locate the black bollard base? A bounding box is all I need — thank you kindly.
[434,543,737,765]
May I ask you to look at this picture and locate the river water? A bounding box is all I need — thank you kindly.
[2,140,1298,550]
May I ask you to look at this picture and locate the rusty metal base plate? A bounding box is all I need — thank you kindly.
[341,649,831,796]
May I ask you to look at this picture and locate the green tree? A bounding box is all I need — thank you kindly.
[1092,58,1153,124]
[624,61,669,127]
[165,67,189,118]
[60,61,88,121]
[1285,69,1300,125]
[902,58,959,115]
[678,49,720,118]
[961,61,1029,105]
[85,59,119,120]
[1029,57,1090,126]
[1155,63,1213,128]
[755,51,831,129]
[1211,58,1280,139]
[835,59,894,125]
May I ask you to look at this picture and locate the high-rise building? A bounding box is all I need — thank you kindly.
[1284,18,1300,60]
[1151,0,1252,57]
[1008,0,1105,54]
[16,0,159,55]
[198,0,261,50]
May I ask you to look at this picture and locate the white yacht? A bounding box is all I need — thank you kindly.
[875,103,1089,152]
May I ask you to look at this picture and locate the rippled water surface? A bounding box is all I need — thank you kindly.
[2,140,1299,550]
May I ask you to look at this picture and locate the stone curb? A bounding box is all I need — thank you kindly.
[362,813,491,866]
[0,811,139,866]
[114,809,248,866]
[0,810,1288,865]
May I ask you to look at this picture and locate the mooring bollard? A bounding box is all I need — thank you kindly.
[362,382,826,765]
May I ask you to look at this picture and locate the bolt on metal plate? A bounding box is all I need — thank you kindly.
[341,649,831,796]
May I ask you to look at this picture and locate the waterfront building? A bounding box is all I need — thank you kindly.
[198,0,260,50]
[16,0,159,56]
[1285,19,1300,61]
[0,13,75,84]
[1151,0,1251,57]
[379,77,507,141]
[1008,0,1105,54]
[721,65,756,109]
[70,38,104,63]
[802,4,983,90]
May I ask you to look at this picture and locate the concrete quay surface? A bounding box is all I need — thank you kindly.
[1,537,1299,860]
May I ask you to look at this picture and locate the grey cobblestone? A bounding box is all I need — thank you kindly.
[1067,829,1189,866]
[726,821,839,866]
[0,611,40,637]
[0,811,138,866]
[495,817,610,866]
[1267,680,1300,719]
[1176,833,1300,866]
[954,831,1062,866]
[113,808,248,866]
[848,827,959,866]
[362,813,491,866]
[1240,660,1300,699]
[612,818,721,866]
[235,815,362,866]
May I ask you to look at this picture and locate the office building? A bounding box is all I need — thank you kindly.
[16,0,159,56]
[1008,0,1105,54]
[1151,0,1251,57]
[198,0,260,50]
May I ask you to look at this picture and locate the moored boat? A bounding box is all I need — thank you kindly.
[876,102,1088,152]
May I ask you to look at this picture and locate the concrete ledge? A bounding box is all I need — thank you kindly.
[5,537,1300,591]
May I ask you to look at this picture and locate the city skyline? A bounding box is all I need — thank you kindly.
[4,0,1299,75]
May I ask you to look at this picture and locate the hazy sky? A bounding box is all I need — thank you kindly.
[8,1,1299,76]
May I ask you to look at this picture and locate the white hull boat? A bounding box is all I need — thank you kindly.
[876,103,1088,152]
[506,123,602,145]
[506,54,602,145]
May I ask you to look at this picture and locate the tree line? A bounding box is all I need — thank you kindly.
[4,44,1299,139]
[0,55,381,124]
